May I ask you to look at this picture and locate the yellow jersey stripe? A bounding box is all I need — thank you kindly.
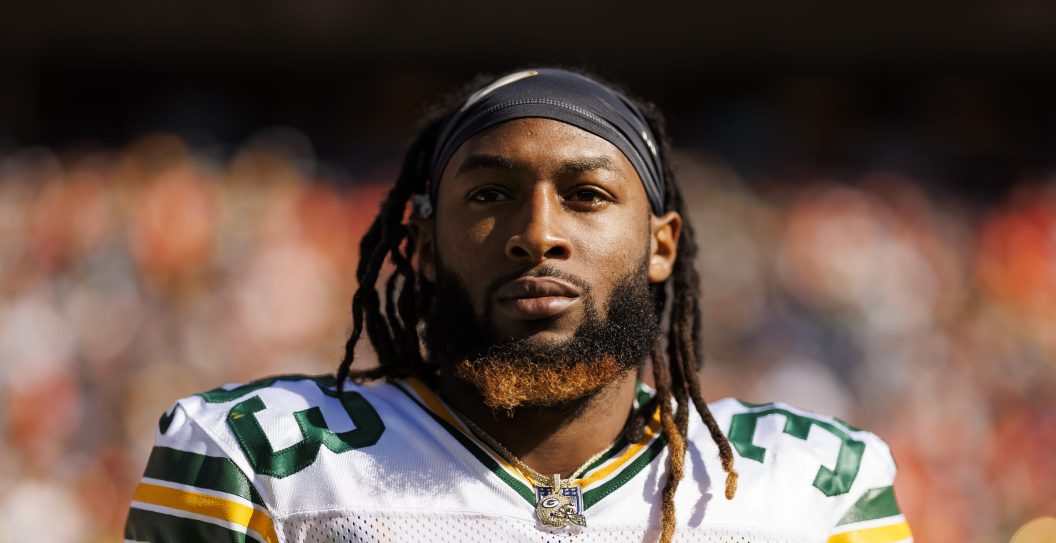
[828,520,912,543]
[132,482,279,543]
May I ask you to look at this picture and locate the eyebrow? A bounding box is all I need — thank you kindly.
[455,153,620,176]
[456,154,520,174]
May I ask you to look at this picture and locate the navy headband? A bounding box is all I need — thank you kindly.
[425,68,666,216]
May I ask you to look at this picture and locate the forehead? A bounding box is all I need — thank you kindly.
[437,118,644,187]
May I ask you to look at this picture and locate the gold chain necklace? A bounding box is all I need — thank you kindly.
[451,408,620,532]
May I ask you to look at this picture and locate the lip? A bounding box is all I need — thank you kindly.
[494,277,582,320]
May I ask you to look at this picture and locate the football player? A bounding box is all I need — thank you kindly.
[126,68,913,542]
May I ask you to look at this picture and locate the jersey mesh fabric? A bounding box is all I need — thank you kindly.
[277,512,811,543]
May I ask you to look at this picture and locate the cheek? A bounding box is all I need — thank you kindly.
[573,214,651,265]
[571,216,652,303]
[438,214,499,257]
[434,214,500,310]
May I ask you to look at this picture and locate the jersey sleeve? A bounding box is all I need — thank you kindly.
[124,400,280,543]
[825,430,912,543]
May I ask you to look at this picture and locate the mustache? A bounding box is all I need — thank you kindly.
[481,265,593,306]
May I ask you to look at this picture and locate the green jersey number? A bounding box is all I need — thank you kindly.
[728,404,864,497]
[203,376,385,479]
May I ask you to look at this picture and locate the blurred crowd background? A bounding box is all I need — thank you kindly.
[2,2,1055,542]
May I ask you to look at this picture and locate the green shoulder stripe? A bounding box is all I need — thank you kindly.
[144,446,265,507]
[125,507,250,542]
[836,485,901,526]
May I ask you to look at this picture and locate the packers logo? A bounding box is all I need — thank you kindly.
[535,492,586,530]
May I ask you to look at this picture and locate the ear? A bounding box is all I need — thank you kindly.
[409,217,437,282]
[648,211,682,283]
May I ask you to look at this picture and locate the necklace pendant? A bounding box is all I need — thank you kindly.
[534,483,586,533]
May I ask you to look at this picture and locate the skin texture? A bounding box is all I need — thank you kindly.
[414,118,682,477]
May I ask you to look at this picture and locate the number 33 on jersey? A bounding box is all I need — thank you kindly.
[126,375,912,542]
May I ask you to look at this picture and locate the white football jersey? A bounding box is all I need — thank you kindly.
[125,374,912,543]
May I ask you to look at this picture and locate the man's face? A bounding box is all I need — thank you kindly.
[417,118,681,408]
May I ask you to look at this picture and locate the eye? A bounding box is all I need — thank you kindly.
[468,187,511,203]
[564,187,611,204]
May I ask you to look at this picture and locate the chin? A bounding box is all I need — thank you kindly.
[489,317,581,345]
[499,329,577,348]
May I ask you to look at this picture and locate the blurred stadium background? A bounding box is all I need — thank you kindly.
[1,2,1055,541]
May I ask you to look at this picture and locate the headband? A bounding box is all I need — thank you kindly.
[423,68,666,217]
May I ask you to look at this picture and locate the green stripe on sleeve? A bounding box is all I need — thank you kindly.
[125,507,250,542]
[836,485,901,525]
[143,446,265,507]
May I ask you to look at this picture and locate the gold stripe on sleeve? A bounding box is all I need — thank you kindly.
[132,482,278,543]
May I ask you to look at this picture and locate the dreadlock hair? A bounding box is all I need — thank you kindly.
[335,70,738,543]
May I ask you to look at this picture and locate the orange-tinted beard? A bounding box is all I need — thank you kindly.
[453,354,633,411]
[425,259,658,413]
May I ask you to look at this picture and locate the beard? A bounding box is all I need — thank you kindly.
[423,258,660,411]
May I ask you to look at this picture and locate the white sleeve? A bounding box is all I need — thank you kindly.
[124,401,280,543]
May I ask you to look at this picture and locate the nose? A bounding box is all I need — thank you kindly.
[504,187,572,263]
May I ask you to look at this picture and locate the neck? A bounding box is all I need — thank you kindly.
[438,370,639,479]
